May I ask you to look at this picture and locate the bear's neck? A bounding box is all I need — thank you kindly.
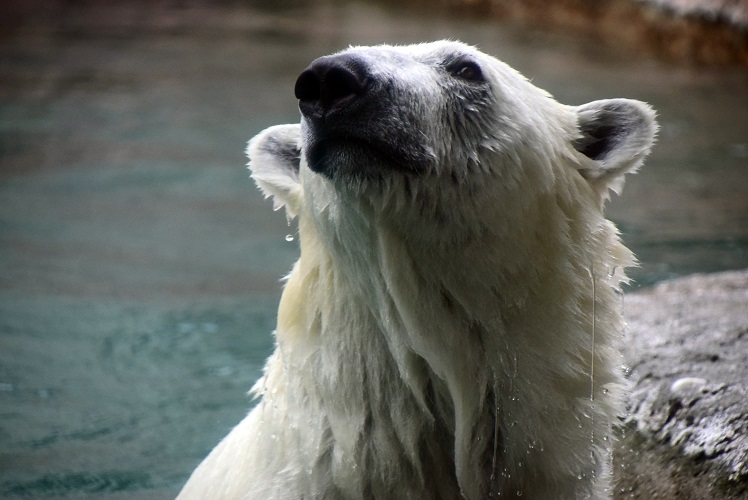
[270,183,629,498]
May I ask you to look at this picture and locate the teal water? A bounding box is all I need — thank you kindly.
[1,1,746,497]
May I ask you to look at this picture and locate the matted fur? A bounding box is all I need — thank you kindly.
[179,41,657,499]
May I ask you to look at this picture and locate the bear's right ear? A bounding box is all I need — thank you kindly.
[572,99,657,196]
[247,124,303,219]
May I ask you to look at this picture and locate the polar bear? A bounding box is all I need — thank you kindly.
[178,41,656,499]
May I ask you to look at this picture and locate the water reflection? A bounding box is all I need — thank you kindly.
[0,0,746,497]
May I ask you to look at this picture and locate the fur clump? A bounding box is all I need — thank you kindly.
[179,41,657,500]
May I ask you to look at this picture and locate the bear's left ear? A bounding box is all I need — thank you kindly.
[573,99,657,195]
[247,124,303,219]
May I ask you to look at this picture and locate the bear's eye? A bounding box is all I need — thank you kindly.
[448,59,484,82]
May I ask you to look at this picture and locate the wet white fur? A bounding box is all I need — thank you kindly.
[179,41,656,499]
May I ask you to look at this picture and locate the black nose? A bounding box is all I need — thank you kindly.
[294,55,368,117]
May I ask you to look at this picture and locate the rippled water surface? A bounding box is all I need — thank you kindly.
[1,1,746,497]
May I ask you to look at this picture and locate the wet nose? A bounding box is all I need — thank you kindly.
[294,55,368,117]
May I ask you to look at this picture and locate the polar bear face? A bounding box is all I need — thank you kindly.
[251,41,656,235]
[293,43,498,182]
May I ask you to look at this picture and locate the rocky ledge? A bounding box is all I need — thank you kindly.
[424,0,748,65]
[615,269,748,499]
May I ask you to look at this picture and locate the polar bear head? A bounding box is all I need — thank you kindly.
[249,40,656,241]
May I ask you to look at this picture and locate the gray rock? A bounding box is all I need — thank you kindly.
[614,269,748,499]
[447,0,748,65]
[641,0,748,29]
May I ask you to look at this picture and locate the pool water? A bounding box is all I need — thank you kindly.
[0,1,746,497]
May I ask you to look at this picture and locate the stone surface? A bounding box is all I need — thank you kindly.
[644,0,748,28]
[615,269,748,498]
[430,0,748,65]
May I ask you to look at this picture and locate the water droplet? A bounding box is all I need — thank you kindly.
[285,234,295,242]
[516,491,523,496]
[270,433,277,440]
[602,388,609,395]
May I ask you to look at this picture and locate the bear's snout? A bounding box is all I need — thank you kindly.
[295,55,369,122]
[292,52,436,180]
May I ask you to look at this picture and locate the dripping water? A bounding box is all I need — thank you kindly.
[589,262,597,458]
[489,366,500,497]
[590,261,596,403]
[491,403,500,487]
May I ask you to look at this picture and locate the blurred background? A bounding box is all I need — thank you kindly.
[0,1,746,498]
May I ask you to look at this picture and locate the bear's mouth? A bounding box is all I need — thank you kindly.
[304,133,434,181]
